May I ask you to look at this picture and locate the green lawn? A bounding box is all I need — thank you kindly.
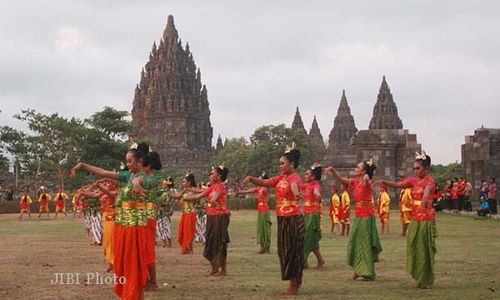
[0,210,499,299]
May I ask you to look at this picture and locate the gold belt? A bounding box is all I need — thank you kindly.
[146,202,155,208]
[276,200,299,207]
[355,202,374,208]
[304,201,320,207]
[413,200,422,206]
[121,201,145,208]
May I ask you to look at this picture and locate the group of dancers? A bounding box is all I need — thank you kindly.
[18,140,438,298]
[17,186,71,219]
[69,142,231,299]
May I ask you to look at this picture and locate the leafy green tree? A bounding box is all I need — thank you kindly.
[431,162,463,187]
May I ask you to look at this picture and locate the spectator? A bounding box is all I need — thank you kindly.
[463,181,473,212]
[457,177,466,211]
[488,177,497,215]
[477,196,490,217]
[479,180,489,201]
[6,186,14,201]
[451,180,459,212]
[442,180,452,210]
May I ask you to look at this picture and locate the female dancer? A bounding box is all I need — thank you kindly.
[18,189,32,219]
[141,147,162,290]
[325,159,382,281]
[54,188,69,219]
[156,178,174,248]
[377,183,390,234]
[96,179,119,273]
[194,183,208,244]
[378,151,437,288]
[243,144,304,295]
[237,171,271,254]
[71,143,150,299]
[174,173,198,254]
[302,164,325,268]
[339,183,351,236]
[183,165,230,276]
[329,185,340,234]
[38,187,51,219]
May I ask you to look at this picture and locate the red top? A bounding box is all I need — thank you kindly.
[457,181,466,196]
[270,173,303,217]
[403,176,436,221]
[301,181,322,215]
[451,185,458,199]
[489,183,497,199]
[204,182,229,216]
[349,178,375,218]
[255,187,270,213]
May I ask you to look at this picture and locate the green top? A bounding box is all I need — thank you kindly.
[156,188,173,219]
[196,197,207,218]
[117,170,131,187]
[114,172,148,227]
[144,173,161,220]
[181,191,197,214]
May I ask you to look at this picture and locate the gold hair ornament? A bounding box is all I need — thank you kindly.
[415,150,427,160]
[285,142,296,154]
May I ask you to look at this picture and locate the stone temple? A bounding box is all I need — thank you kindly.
[291,76,421,181]
[131,15,213,171]
[462,127,500,191]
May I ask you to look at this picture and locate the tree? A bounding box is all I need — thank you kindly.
[86,106,130,141]
[431,162,463,187]
[211,137,251,180]
[14,109,85,190]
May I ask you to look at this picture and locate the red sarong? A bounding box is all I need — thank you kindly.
[144,219,156,267]
[114,225,148,300]
[177,213,197,253]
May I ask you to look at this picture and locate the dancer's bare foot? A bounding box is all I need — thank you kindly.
[316,260,325,268]
[213,270,227,277]
[281,287,299,296]
[351,273,359,280]
[208,269,219,276]
[144,281,158,291]
[417,284,429,289]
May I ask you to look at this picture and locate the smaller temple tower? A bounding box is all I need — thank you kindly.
[308,116,326,163]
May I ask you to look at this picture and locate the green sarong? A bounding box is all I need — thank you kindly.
[346,216,382,280]
[256,212,272,250]
[407,220,437,287]
[303,213,322,259]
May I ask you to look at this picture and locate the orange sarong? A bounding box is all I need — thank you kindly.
[144,219,156,267]
[177,213,197,253]
[114,226,148,300]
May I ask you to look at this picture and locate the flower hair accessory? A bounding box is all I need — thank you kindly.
[366,158,374,167]
[129,141,138,150]
[285,142,296,154]
[415,150,427,160]
[310,163,322,170]
[261,171,266,177]
[212,163,225,170]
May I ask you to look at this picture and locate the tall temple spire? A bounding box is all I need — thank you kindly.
[216,134,224,152]
[131,15,213,171]
[291,106,307,134]
[328,90,358,148]
[163,15,178,41]
[309,116,326,161]
[325,89,359,168]
[369,76,403,130]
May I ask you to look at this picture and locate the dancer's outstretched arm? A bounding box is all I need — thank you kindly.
[70,162,119,180]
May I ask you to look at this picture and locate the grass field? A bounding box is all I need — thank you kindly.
[0,210,499,299]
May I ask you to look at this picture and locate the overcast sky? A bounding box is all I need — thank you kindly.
[1,0,499,164]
